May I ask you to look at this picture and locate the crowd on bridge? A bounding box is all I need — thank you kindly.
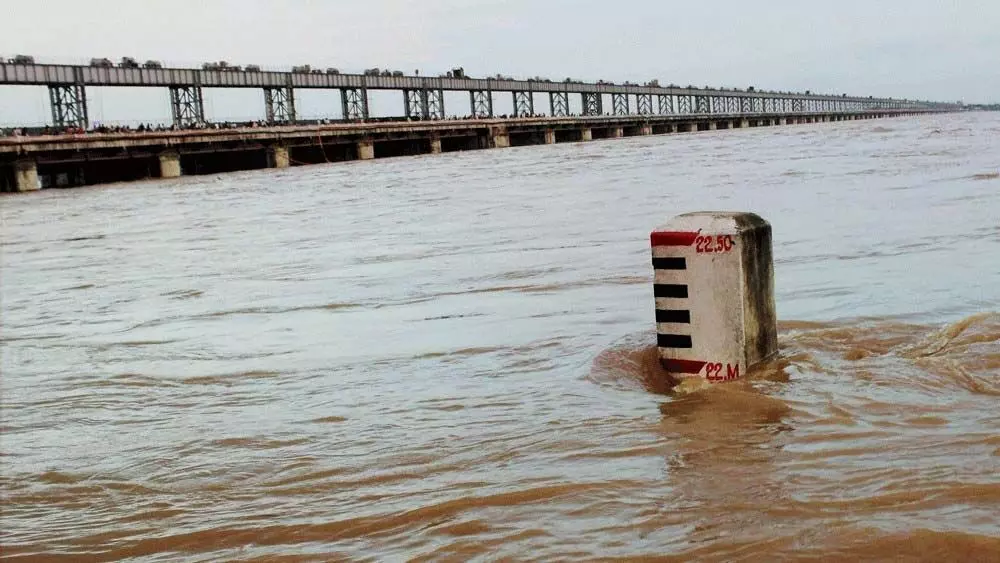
[0,113,592,139]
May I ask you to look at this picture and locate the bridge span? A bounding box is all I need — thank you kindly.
[0,60,957,129]
[1,110,931,192]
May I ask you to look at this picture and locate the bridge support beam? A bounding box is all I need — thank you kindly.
[640,124,653,136]
[470,90,493,118]
[264,87,296,124]
[612,93,629,116]
[159,151,181,178]
[512,91,534,117]
[549,92,569,117]
[430,136,442,154]
[580,128,593,141]
[582,92,603,116]
[544,129,556,144]
[49,84,88,130]
[267,145,290,168]
[610,126,623,138]
[170,86,205,128]
[342,88,369,121]
[708,121,717,130]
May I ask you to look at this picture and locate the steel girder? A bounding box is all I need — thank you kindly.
[612,93,629,116]
[512,91,534,117]
[636,94,652,115]
[470,90,493,118]
[658,94,674,114]
[49,84,88,129]
[341,88,369,120]
[169,86,204,127]
[726,97,739,113]
[582,92,602,116]
[792,99,804,112]
[549,91,569,117]
[264,87,296,124]
[711,96,725,114]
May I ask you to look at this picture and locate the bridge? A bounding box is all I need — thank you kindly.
[0,60,959,192]
[0,61,955,128]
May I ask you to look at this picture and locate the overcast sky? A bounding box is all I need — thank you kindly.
[2,0,997,125]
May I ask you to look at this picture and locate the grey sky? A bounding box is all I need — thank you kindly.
[2,0,997,125]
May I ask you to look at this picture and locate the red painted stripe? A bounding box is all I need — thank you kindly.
[661,359,707,375]
[651,231,700,247]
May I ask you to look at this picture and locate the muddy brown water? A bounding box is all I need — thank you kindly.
[2,113,999,562]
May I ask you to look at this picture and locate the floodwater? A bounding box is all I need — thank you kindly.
[2,113,999,562]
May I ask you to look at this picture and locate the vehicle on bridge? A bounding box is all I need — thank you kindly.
[246,65,261,72]
[143,60,163,69]
[120,57,140,69]
[90,58,113,68]
[8,55,35,65]
[293,65,312,73]
[326,68,340,75]
[364,68,380,76]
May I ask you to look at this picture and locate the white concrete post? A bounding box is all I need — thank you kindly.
[14,159,40,191]
[651,212,777,382]
[580,128,593,141]
[159,151,181,179]
[357,140,375,160]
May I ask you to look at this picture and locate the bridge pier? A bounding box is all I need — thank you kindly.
[581,128,593,141]
[170,86,205,127]
[49,84,89,130]
[544,129,556,144]
[490,126,510,148]
[267,145,290,168]
[640,124,653,136]
[264,86,296,124]
[610,126,624,138]
[7,159,40,192]
[159,151,182,178]
[708,122,717,130]
[357,140,375,160]
[430,136,442,154]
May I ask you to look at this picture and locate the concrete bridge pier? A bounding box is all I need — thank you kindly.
[640,124,653,136]
[490,127,510,148]
[5,159,41,192]
[267,145,290,168]
[708,122,717,130]
[159,151,182,178]
[610,127,624,138]
[357,140,375,160]
[581,128,593,141]
[740,118,750,129]
[431,136,443,154]
[544,129,556,144]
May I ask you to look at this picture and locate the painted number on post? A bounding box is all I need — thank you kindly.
[705,363,741,382]
[695,235,735,254]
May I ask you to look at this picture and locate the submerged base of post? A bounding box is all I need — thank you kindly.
[651,212,778,383]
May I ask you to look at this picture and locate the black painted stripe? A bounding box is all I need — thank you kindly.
[656,309,691,324]
[657,334,693,349]
[654,284,689,299]
[652,257,687,270]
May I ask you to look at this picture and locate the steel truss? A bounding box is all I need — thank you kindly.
[582,92,603,116]
[470,90,493,118]
[49,84,88,129]
[678,95,692,114]
[264,87,296,124]
[512,91,534,117]
[612,93,629,116]
[169,86,204,127]
[404,89,445,119]
[635,94,652,115]
[658,94,674,114]
[549,92,569,117]
[711,96,725,114]
[341,88,369,120]
[695,95,710,114]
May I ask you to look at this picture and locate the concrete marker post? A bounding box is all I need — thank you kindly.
[651,212,777,383]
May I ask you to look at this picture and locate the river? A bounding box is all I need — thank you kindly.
[2,112,998,561]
